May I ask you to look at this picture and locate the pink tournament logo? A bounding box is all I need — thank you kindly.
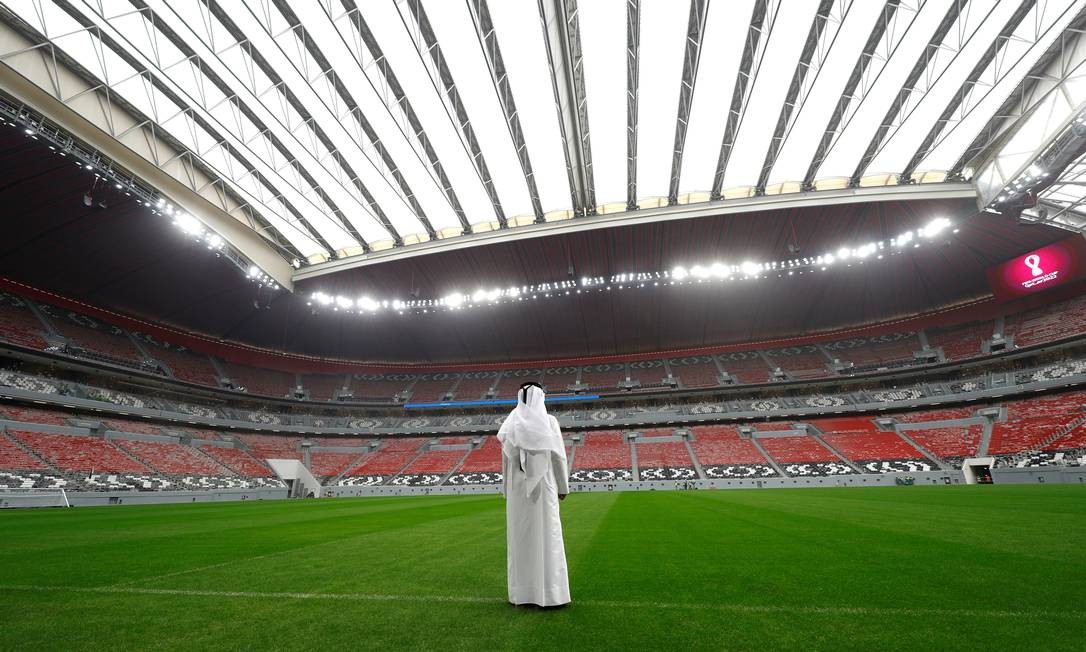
[1020,252,1059,289]
[1024,254,1043,277]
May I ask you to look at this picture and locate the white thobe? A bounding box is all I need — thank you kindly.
[502,443,570,606]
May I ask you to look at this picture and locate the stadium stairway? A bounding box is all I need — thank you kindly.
[1,428,56,471]
[805,431,863,474]
[392,442,433,485]
[437,446,474,486]
[327,449,375,486]
[748,438,786,477]
[1034,412,1086,452]
[109,438,161,472]
[682,435,708,479]
[892,429,949,469]
[1006,412,1086,467]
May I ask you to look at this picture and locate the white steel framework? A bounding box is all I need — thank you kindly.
[0,0,1083,282]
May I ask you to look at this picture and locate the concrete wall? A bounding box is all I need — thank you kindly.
[330,470,967,498]
[992,467,1086,484]
[62,488,288,507]
[9,468,1084,508]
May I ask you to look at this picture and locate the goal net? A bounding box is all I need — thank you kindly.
[0,487,70,508]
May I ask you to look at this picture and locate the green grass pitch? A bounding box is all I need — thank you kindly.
[1,485,1084,650]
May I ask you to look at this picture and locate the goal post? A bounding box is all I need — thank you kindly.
[0,487,70,508]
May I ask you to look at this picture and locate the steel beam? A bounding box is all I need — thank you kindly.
[756,0,835,193]
[254,0,422,243]
[538,0,594,217]
[949,7,1086,178]
[122,0,366,252]
[468,0,546,223]
[401,0,508,228]
[900,0,1036,182]
[626,0,639,210]
[202,0,382,250]
[667,0,707,205]
[330,0,467,236]
[804,1,905,189]
[848,0,965,185]
[710,0,771,200]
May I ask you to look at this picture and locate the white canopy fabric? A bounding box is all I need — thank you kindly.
[4,0,1082,262]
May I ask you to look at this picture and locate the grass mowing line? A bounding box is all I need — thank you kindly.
[111,498,503,588]
[3,584,1083,620]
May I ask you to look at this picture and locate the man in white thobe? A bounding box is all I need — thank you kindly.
[498,382,571,608]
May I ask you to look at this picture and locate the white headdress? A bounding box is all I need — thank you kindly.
[498,384,564,498]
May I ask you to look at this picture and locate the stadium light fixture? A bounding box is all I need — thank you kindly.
[920,217,951,238]
[306,218,957,316]
[174,213,203,237]
[357,296,380,312]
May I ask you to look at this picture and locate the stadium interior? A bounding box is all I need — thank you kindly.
[2,0,1086,647]
[1,0,1086,496]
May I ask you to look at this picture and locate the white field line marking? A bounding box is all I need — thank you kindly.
[111,550,294,586]
[0,585,1083,619]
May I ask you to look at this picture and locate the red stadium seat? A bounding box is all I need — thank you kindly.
[572,431,630,470]
[197,445,274,477]
[0,293,47,350]
[457,436,503,473]
[114,439,231,475]
[11,431,149,472]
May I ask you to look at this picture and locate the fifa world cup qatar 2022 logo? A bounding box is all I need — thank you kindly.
[1020,253,1059,289]
[987,237,1086,300]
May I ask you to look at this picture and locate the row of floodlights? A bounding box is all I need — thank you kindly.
[152,198,278,289]
[153,199,280,290]
[8,114,281,292]
[308,218,956,315]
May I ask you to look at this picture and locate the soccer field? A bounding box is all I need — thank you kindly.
[2,486,1084,650]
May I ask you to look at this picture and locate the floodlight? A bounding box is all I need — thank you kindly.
[920,217,950,238]
[174,213,203,236]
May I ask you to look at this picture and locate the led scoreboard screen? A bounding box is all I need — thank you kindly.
[986,236,1086,301]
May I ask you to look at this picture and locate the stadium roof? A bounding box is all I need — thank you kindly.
[3,0,1084,284]
[0,110,1070,362]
